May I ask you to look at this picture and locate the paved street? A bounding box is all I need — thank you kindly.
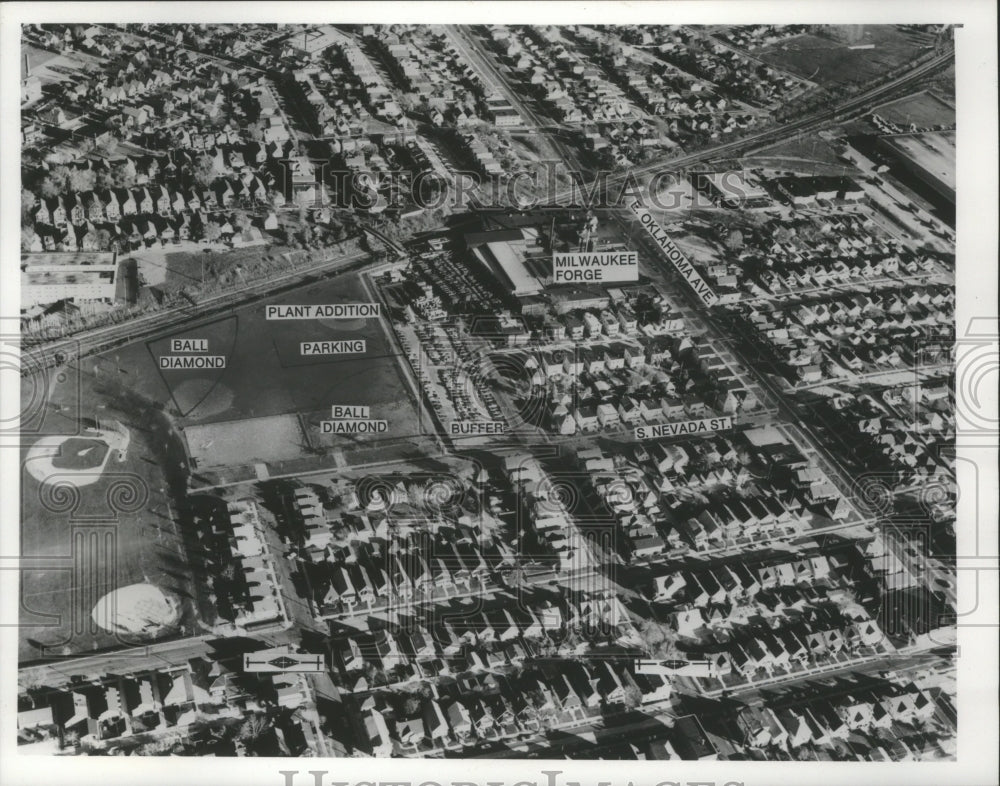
[11,18,971,767]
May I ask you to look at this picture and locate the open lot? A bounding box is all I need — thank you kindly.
[23,45,60,74]
[91,272,428,474]
[924,63,955,104]
[186,413,307,469]
[23,44,107,88]
[758,27,932,87]
[746,134,850,172]
[872,90,954,128]
[132,243,279,292]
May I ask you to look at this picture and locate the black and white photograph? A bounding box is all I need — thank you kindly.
[1,2,996,784]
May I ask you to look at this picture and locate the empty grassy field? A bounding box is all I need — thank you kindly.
[871,90,954,127]
[95,272,425,470]
[23,44,107,89]
[758,27,934,87]
[133,243,280,291]
[186,413,307,468]
[747,134,851,172]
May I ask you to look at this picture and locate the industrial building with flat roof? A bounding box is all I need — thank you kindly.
[21,252,120,309]
[775,175,866,206]
[693,171,772,208]
[289,25,351,58]
[466,227,549,297]
[876,131,956,206]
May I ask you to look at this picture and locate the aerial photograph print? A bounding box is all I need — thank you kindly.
[7,10,993,774]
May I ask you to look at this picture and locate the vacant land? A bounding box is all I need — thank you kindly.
[673,229,725,266]
[186,414,307,468]
[94,272,426,470]
[747,134,850,172]
[132,243,280,292]
[23,44,107,88]
[758,27,932,87]
[923,63,955,104]
[872,90,954,128]
[23,45,60,74]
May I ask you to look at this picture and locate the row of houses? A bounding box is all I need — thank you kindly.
[599,40,731,117]
[32,171,284,229]
[549,393,713,437]
[284,479,520,614]
[712,25,811,52]
[740,283,954,384]
[816,388,955,488]
[700,198,936,302]
[19,650,322,755]
[649,553,835,605]
[19,667,199,746]
[358,655,666,755]
[651,32,807,109]
[734,681,950,760]
[313,536,511,613]
[501,453,596,574]
[729,214,940,297]
[310,26,403,124]
[374,26,489,124]
[27,210,273,255]
[677,594,890,680]
[492,26,642,125]
[330,592,634,688]
[578,430,848,562]
[214,499,284,629]
[511,333,758,436]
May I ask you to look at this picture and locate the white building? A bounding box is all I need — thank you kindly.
[21,252,120,309]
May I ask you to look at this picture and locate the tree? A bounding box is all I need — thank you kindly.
[96,228,113,252]
[110,162,138,189]
[100,135,119,157]
[204,221,221,243]
[96,168,116,191]
[40,174,64,199]
[299,224,313,247]
[188,211,205,241]
[238,713,271,754]
[774,225,794,244]
[724,228,744,252]
[67,168,97,194]
[399,695,422,717]
[21,226,37,251]
[636,618,680,659]
[21,188,37,224]
[193,154,217,187]
[415,682,433,700]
